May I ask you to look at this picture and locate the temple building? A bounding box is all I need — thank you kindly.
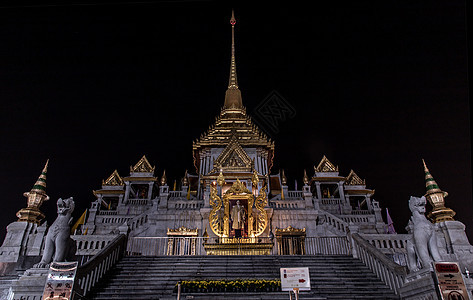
[70,11,385,246]
[1,11,472,300]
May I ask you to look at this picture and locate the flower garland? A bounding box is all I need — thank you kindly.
[176,279,281,293]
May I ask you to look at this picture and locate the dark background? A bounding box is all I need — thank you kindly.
[0,1,471,242]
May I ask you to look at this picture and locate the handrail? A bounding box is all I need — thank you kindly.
[320,210,350,234]
[351,233,407,295]
[73,234,127,298]
[125,209,151,234]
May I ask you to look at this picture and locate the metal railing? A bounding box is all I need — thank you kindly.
[126,236,351,256]
[74,234,127,298]
[351,233,407,295]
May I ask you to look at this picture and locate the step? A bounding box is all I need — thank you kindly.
[89,255,399,299]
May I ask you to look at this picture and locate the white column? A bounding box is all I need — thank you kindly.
[147,182,154,199]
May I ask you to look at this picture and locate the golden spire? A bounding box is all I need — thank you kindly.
[223,9,243,109]
[182,170,189,186]
[217,168,225,186]
[422,159,455,222]
[17,160,50,224]
[281,169,287,186]
[160,170,167,186]
[303,169,309,185]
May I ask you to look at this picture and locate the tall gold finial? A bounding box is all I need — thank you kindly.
[303,169,309,185]
[229,9,237,88]
[217,168,225,186]
[182,170,189,186]
[281,169,287,186]
[422,159,455,223]
[224,10,243,109]
[17,160,50,224]
[160,170,167,186]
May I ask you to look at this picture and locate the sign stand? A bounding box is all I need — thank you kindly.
[433,262,470,300]
[280,267,310,300]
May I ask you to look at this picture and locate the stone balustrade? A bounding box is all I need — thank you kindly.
[74,234,127,297]
[287,191,304,198]
[97,210,118,215]
[351,233,407,295]
[340,214,376,224]
[127,198,150,205]
[169,200,203,210]
[72,235,117,256]
[269,200,305,209]
[320,198,344,205]
[322,211,350,234]
[96,215,132,224]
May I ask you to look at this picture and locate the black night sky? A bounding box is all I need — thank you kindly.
[0,1,471,242]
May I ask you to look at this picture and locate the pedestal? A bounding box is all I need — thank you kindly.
[399,268,438,300]
[9,268,49,300]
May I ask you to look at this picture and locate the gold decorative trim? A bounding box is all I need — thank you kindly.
[102,170,124,186]
[167,226,199,236]
[130,155,155,173]
[314,155,338,172]
[212,136,252,173]
[345,170,365,186]
[225,179,251,195]
[275,226,306,236]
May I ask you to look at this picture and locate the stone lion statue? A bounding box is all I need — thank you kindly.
[405,196,441,272]
[34,197,76,268]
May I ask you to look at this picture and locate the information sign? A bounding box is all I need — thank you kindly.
[433,262,470,300]
[280,267,311,291]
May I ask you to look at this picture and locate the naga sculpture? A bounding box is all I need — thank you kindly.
[406,196,442,272]
[34,197,76,268]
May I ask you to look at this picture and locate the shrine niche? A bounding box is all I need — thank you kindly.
[275,226,306,255]
[205,172,272,255]
[209,179,268,239]
[166,227,198,256]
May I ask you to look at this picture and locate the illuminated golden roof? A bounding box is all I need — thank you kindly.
[346,170,365,186]
[102,170,124,186]
[130,155,155,173]
[314,155,338,172]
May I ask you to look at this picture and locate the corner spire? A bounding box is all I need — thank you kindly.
[422,159,455,223]
[17,160,50,224]
[223,10,243,109]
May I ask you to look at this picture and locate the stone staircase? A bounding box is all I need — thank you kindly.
[89,255,399,299]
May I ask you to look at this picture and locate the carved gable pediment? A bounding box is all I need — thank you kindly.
[315,155,338,172]
[213,136,252,172]
[346,170,365,186]
[130,155,155,173]
[102,170,124,186]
